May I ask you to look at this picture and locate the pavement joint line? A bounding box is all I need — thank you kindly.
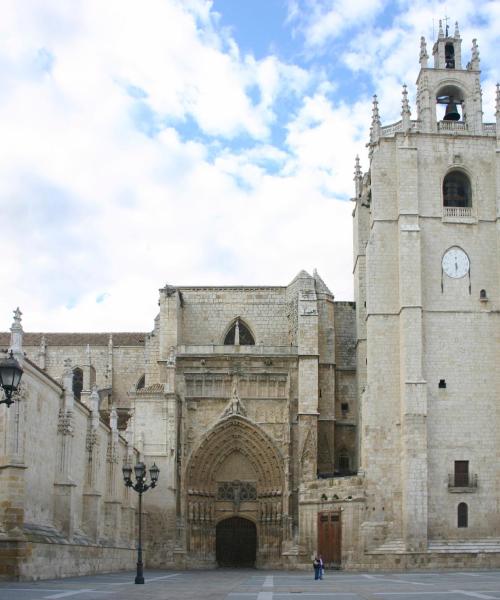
[361,574,431,586]
[108,573,179,585]
[263,576,274,588]
[373,592,500,597]
[452,592,500,599]
[42,590,114,599]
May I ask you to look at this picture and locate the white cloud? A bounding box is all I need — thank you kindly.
[287,0,385,47]
[0,0,497,334]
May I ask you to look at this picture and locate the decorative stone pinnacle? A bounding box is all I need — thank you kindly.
[354,155,362,180]
[90,385,100,415]
[110,405,118,431]
[454,21,460,38]
[471,39,480,66]
[371,95,380,124]
[401,84,410,114]
[10,306,24,357]
[419,36,428,61]
[63,357,72,371]
[438,20,444,39]
[496,83,500,116]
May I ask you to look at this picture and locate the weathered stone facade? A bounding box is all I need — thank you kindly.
[0,24,499,579]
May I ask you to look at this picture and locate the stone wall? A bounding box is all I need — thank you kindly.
[0,352,138,581]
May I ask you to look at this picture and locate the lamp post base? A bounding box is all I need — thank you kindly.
[135,560,144,584]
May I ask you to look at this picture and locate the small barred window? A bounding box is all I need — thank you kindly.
[458,502,468,528]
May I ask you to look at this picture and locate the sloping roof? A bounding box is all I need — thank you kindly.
[0,332,146,348]
[313,269,334,296]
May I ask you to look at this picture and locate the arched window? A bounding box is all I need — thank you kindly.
[457,502,468,528]
[445,43,455,69]
[136,374,145,390]
[443,171,471,207]
[224,319,255,345]
[72,367,83,401]
[337,449,350,475]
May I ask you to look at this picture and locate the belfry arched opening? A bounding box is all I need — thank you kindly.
[216,517,256,567]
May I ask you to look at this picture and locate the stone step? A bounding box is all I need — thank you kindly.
[371,539,500,554]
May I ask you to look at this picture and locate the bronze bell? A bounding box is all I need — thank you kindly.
[443,100,460,121]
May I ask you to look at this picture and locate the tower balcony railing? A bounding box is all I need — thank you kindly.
[438,120,468,132]
[448,473,478,491]
[380,120,420,137]
[443,206,474,218]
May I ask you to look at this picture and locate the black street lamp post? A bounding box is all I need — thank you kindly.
[122,461,160,584]
[0,350,24,407]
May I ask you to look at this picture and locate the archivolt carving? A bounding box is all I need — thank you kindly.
[186,416,284,495]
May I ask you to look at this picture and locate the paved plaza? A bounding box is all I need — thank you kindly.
[3,570,500,600]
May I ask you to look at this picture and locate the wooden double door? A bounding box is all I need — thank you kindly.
[216,517,257,567]
[318,511,341,567]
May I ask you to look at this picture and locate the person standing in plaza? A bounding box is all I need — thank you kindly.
[313,555,321,580]
[319,555,324,579]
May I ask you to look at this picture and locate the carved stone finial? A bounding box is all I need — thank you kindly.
[10,307,23,357]
[401,84,411,132]
[471,39,480,69]
[370,95,381,143]
[419,36,428,67]
[63,357,73,374]
[354,155,362,180]
[454,21,460,38]
[496,83,500,117]
[110,405,118,431]
[90,385,99,415]
[401,84,410,114]
[438,20,444,39]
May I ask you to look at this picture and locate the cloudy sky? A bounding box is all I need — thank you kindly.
[1,0,498,332]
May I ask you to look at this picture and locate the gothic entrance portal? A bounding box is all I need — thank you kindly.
[185,415,286,567]
[216,517,257,567]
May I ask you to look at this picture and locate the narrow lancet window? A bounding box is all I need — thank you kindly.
[72,367,83,401]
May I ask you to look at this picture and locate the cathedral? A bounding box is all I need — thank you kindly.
[1,24,499,579]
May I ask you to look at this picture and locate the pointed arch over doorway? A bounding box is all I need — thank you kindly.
[185,415,286,567]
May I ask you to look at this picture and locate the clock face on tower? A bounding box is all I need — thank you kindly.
[442,246,470,278]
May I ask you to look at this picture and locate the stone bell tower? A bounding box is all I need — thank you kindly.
[354,21,500,560]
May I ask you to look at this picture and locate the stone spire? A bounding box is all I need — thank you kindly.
[401,84,411,132]
[438,19,444,39]
[470,39,480,69]
[419,36,428,68]
[370,95,381,143]
[454,21,460,39]
[354,155,362,198]
[9,307,23,359]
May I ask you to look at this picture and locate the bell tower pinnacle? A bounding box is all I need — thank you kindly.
[416,21,484,134]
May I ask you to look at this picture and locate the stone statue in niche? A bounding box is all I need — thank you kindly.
[221,373,247,418]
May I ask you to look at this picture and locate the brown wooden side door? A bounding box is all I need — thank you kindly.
[318,511,341,568]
